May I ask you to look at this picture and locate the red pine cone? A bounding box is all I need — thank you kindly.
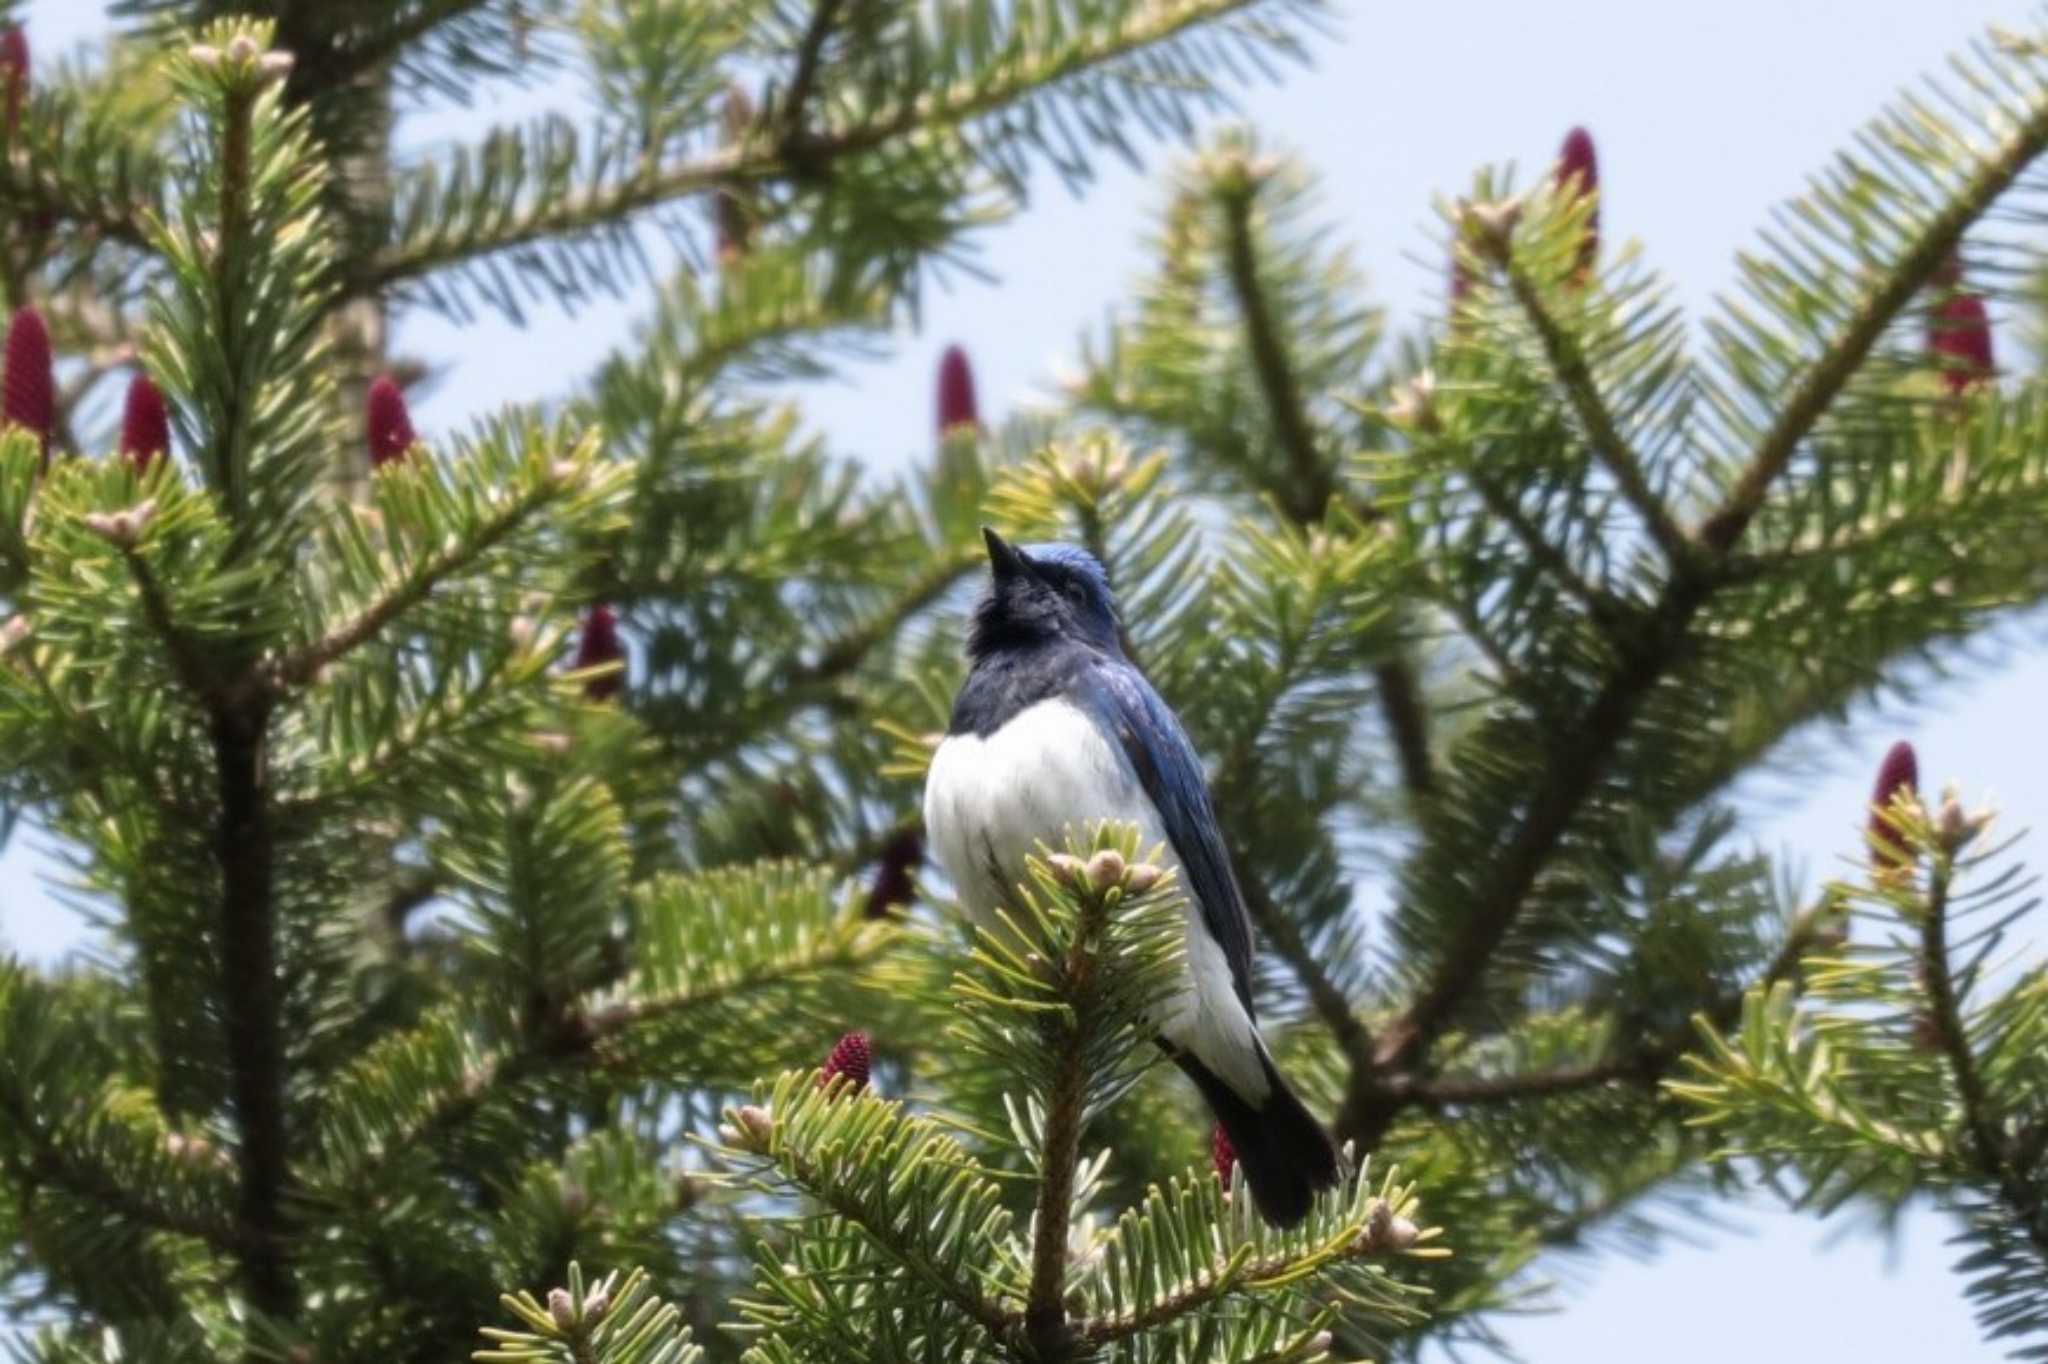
[120,373,169,471]
[936,344,980,435]
[1869,740,1919,872]
[1929,290,1994,394]
[3,306,53,466]
[365,374,416,467]
[575,605,625,701]
[820,1031,871,1092]
[863,827,923,919]
[1211,1123,1236,1188]
[1,27,26,134]
[1554,126,1599,276]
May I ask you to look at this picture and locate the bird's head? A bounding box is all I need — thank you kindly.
[968,528,1122,658]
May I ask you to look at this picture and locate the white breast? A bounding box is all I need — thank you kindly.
[922,697,1267,1100]
[923,697,1155,924]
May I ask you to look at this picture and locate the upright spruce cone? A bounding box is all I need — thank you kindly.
[819,1031,871,1092]
[119,373,170,471]
[575,606,625,701]
[1869,740,1919,873]
[3,306,53,466]
[1554,126,1599,276]
[0,27,27,134]
[936,345,980,435]
[862,828,922,919]
[365,374,417,467]
[1928,287,1994,394]
[1211,1123,1236,1188]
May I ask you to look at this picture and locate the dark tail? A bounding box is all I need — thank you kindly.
[1173,1045,1340,1227]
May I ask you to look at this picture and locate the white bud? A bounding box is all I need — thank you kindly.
[1461,195,1525,259]
[550,459,581,484]
[581,1288,610,1324]
[729,1103,774,1152]
[1085,848,1126,892]
[1386,369,1440,434]
[1936,787,1996,854]
[547,1287,575,1331]
[0,614,29,654]
[83,505,147,548]
[186,44,221,69]
[164,1132,226,1169]
[257,50,295,81]
[1122,862,1166,895]
[225,34,260,64]
[1363,1199,1421,1252]
[1046,853,1086,886]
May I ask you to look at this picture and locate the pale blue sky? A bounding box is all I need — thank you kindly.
[7,1,2046,1358]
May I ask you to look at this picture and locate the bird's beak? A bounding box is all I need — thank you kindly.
[981,526,1028,583]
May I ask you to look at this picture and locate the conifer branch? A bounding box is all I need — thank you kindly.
[339,933,891,1191]
[1500,259,1687,563]
[1217,184,1331,521]
[302,0,495,95]
[212,691,296,1324]
[770,1138,1020,1342]
[661,554,975,772]
[1469,471,1623,626]
[197,75,300,1330]
[268,481,562,690]
[7,1132,249,1252]
[213,85,256,516]
[1535,1175,1671,1249]
[115,544,222,704]
[1407,1057,1653,1107]
[1346,578,1709,1146]
[1077,1210,1410,1345]
[1695,87,2048,554]
[1372,656,1435,799]
[789,552,978,685]
[0,151,157,256]
[362,0,1278,292]
[1214,182,1436,797]
[1027,948,1096,1359]
[1918,858,2048,1254]
[1233,849,1368,1059]
[1350,91,2048,1122]
[1396,895,1835,1115]
[777,0,849,161]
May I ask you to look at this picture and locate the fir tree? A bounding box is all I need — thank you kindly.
[3,4,2048,1364]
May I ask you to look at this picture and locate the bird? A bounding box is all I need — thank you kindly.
[922,527,1340,1226]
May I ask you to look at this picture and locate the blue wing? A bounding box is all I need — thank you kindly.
[1074,659,1257,1017]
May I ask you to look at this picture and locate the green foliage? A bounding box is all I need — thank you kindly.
[8,1,2048,1361]
[713,833,1436,1364]
[1673,798,2048,1354]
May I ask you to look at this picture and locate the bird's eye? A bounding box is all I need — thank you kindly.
[1063,581,1088,608]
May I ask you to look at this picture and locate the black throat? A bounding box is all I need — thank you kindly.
[947,638,1096,738]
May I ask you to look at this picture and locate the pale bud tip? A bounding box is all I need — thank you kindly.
[1084,847,1127,892]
